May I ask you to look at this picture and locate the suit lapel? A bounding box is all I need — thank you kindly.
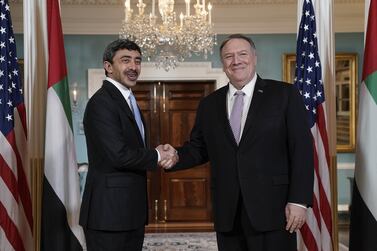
[103,81,145,147]
[239,76,266,145]
[216,84,239,147]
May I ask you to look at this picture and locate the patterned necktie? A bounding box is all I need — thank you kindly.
[229,90,245,144]
[129,92,145,143]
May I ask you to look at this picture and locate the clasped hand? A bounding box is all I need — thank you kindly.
[156,144,179,169]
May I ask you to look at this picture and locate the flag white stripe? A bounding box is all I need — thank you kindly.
[308,125,333,250]
[306,207,321,249]
[0,178,33,250]
[355,81,377,220]
[312,123,331,201]
[0,133,18,177]
[296,232,308,251]
[320,217,332,251]
[0,226,15,251]
[44,88,86,248]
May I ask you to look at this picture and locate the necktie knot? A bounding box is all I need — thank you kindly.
[235,90,245,96]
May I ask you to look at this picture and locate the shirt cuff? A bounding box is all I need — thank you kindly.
[155,148,161,162]
[288,202,307,209]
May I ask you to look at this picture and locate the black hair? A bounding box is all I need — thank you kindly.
[103,39,142,64]
[103,39,142,76]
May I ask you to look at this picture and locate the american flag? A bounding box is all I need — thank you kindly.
[0,0,33,250]
[294,0,333,250]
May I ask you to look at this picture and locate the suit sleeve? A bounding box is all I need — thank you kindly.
[286,85,314,207]
[171,100,209,171]
[84,95,158,171]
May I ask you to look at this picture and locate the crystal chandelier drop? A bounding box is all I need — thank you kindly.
[120,0,217,71]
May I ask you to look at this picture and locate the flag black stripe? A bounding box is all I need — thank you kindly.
[41,177,83,251]
[349,181,377,251]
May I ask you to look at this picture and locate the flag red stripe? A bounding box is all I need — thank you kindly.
[300,223,319,251]
[16,104,28,138]
[311,145,321,229]
[5,132,33,230]
[47,0,67,88]
[311,191,321,230]
[362,0,377,80]
[313,139,332,234]
[316,105,330,166]
[0,202,26,251]
[313,137,333,249]
[0,156,19,202]
[318,180,332,234]
[316,106,333,236]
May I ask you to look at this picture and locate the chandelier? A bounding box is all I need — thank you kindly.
[120,0,216,71]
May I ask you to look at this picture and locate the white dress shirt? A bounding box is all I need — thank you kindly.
[227,73,257,141]
[106,77,133,110]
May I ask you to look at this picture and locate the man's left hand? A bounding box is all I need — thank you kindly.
[285,203,307,233]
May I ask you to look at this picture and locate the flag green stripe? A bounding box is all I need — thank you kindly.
[364,71,377,105]
[52,77,73,131]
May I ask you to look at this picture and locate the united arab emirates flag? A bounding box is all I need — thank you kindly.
[41,0,86,250]
[349,0,377,250]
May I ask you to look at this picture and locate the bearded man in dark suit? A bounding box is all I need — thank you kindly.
[80,39,177,251]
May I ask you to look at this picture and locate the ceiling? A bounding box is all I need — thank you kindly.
[10,0,363,4]
[10,0,364,34]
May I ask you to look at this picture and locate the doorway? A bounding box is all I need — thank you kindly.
[133,80,215,232]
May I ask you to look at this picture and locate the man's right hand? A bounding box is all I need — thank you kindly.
[156,144,179,169]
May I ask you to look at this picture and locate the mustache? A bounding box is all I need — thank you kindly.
[125,69,138,75]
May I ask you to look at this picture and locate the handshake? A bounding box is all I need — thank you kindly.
[156,144,179,169]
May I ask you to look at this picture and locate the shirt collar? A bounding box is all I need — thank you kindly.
[228,73,257,98]
[106,77,132,99]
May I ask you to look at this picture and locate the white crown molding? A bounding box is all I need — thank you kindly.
[10,0,364,34]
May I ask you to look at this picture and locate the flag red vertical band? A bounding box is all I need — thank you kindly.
[47,0,67,88]
[362,0,377,80]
